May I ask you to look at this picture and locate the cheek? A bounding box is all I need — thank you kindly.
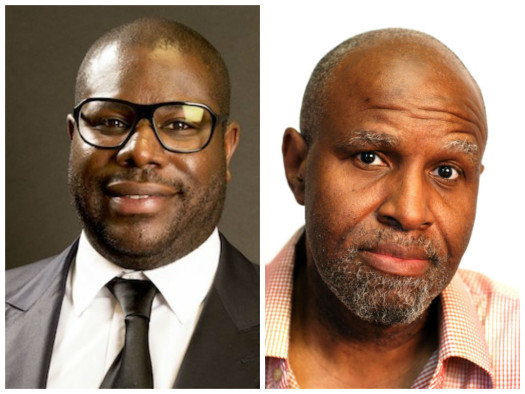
[305,154,378,245]
[435,188,478,260]
[68,138,113,182]
[171,142,227,187]
[198,138,227,174]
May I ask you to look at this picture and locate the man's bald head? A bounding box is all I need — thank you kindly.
[300,28,486,146]
[75,17,230,114]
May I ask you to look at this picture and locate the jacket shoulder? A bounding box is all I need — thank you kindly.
[6,242,78,310]
[220,236,259,291]
[6,256,58,299]
[216,235,259,329]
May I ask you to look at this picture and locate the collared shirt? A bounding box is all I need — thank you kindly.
[265,230,520,389]
[47,228,221,389]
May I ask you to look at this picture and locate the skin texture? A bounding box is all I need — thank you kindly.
[282,37,486,388]
[68,44,239,270]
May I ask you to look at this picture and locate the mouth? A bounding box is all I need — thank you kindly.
[105,181,179,215]
[359,244,431,277]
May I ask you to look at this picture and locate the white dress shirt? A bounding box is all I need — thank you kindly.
[46,229,221,388]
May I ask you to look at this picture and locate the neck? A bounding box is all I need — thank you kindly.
[289,237,439,388]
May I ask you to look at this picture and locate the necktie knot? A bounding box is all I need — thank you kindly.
[107,278,157,320]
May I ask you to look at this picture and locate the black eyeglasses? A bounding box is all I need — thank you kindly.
[73,97,228,153]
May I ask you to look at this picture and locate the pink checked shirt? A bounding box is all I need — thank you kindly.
[265,230,520,389]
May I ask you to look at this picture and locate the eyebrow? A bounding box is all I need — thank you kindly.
[443,139,479,154]
[335,130,400,150]
[335,130,482,166]
[442,138,481,164]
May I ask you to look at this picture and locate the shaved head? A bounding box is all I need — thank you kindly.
[284,28,489,332]
[75,17,230,114]
[300,28,487,146]
[68,17,240,270]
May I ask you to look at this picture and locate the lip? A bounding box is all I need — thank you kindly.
[105,181,178,215]
[106,181,177,197]
[359,244,430,276]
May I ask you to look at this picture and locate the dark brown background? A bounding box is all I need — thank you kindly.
[5,5,260,268]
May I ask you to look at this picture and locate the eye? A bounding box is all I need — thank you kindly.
[89,117,130,135]
[164,121,189,130]
[432,165,460,180]
[158,120,200,139]
[160,120,200,133]
[100,118,128,129]
[356,151,385,166]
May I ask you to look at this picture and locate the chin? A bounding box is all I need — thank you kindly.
[72,173,226,269]
[108,236,165,256]
[81,220,173,266]
[87,213,218,270]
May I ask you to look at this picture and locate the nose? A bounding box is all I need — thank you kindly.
[115,119,169,168]
[377,168,434,232]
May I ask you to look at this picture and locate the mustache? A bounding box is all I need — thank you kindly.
[344,228,445,266]
[99,168,186,191]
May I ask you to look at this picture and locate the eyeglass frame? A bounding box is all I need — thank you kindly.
[72,97,229,153]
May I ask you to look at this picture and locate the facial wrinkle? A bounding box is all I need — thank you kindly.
[412,103,484,134]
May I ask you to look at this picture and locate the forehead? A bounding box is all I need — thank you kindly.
[82,43,218,110]
[320,41,487,154]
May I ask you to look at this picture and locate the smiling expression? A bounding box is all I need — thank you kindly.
[68,44,238,270]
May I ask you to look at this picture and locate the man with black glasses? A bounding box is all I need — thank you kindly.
[6,17,259,389]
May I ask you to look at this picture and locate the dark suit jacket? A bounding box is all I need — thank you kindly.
[5,234,259,388]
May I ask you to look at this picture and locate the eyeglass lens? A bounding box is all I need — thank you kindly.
[78,100,213,152]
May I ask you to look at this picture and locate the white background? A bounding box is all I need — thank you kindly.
[260,0,524,290]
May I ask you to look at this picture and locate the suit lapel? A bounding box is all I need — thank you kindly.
[5,241,77,388]
[174,236,260,388]
[5,236,259,388]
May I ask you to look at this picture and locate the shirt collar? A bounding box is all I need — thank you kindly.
[437,273,494,378]
[265,229,302,360]
[73,229,221,324]
[265,228,494,379]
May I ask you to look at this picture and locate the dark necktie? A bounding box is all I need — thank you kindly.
[100,278,158,389]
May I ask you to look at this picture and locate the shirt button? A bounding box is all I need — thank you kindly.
[273,368,282,382]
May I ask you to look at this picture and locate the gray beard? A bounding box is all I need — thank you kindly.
[312,231,449,326]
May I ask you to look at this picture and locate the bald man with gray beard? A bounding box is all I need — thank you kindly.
[265,28,519,389]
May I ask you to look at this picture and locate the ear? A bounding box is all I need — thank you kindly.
[67,114,76,140]
[480,164,485,175]
[223,121,240,183]
[282,127,308,206]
